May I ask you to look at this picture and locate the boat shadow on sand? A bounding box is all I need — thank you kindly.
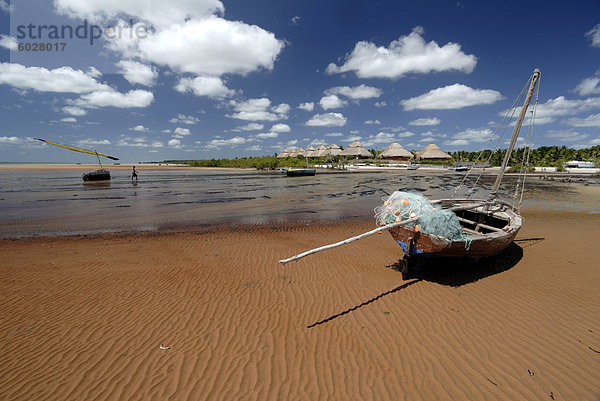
[392,240,535,286]
[307,238,543,328]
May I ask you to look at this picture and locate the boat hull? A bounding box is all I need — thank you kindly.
[286,168,316,177]
[83,169,111,181]
[388,199,522,259]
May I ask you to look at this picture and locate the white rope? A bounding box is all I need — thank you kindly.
[516,75,540,211]
[452,75,531,199]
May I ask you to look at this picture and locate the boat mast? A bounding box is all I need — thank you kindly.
[95,151,103,169]
[488,68,541,201]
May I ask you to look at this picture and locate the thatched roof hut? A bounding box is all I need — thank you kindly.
[304,145,317,158]
[277,149,290,158]
[314,144,327,157]
[326,144,342,156]
[339,141,373,158]
[416,143,451,160]
[379,143,413,160]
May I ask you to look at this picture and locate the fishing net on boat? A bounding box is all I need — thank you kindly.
[374,191,468,241]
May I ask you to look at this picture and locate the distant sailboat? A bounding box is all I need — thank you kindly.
[34,138,119,181]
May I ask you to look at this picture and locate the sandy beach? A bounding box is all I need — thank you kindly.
[1,209,599,400]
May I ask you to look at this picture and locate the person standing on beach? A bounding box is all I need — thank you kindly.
[132,166,138,181]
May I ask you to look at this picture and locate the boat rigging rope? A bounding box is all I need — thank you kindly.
[451,74,532,199]
[514,75,541,211]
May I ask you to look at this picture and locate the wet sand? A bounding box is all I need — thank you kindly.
[0,163,234,171]
[1,210,599,400]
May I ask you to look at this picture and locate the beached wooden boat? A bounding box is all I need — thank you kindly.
[387,69,540,274]
[286,168,316,177]
[83,168,111,181]
[388,198,521,259]
[280,69,541,276]
[34,138,118,181]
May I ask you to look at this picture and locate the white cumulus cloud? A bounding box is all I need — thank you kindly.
[0,63,154,109]
[401,84,502,110]
[54,0,225,28]
[298,102,315,111]
[73,89,154,108]
[62,106,87,116]
[172,127,191,138]
[130,125,149,132]
[504,96,600,125]
[0,136,26,145]
[168,138,183,148]
[574,75,600,96]
[270,123,291,132]
[104,18,284,78]
[586,23,600,48]
[228,98,290,121]
[233,123,264,131]
[0,35,17,50]
[564,113,600,127]
[319,95,347,110]
[0,0,13,12]
[306,113,347,127]
[325,84,382,100]
[207,136,247,148]
[409,117,441,126]
[116,60,158,86]
[326,26,476,79]
[447,128,493,144]
[175,75,235,98]
[254,132,278,139]
[169,114,200,124]
[0,63,110,93]
[54,0,284,97]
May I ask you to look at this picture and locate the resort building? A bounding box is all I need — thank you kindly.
[339,141,373,159]
[326,144,342,156]
[314,145,327,157]
[379,143,414,161]
[416,143,451,161]
[304,145,317,158]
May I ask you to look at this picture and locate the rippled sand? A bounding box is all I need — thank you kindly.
[1,211,599,400]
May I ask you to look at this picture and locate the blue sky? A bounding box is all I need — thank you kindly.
[1,0,599,163]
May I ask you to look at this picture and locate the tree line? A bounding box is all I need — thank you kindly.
[161,145,599,170]
[449,145,600,167]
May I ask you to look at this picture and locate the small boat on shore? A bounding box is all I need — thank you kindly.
[381,69,541,276]
[280,69,542,278]
[286,168,316,177]
[34,138,118,181]
[83,169,111,181]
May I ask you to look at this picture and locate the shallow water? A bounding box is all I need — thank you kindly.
[0,168,598,237]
